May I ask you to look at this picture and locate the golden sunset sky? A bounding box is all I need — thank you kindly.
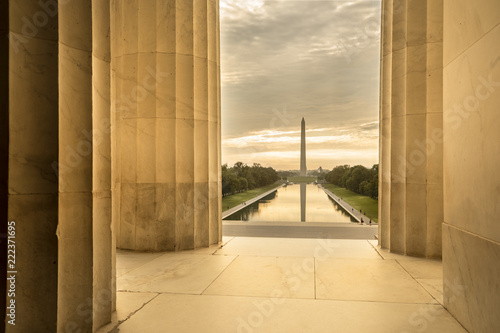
[220,0,381,170]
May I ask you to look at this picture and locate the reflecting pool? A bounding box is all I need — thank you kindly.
[223,184,356,223]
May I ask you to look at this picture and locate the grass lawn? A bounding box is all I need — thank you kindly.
[323,184,379,223]
[287,176,317,183]
[222,183,282,211]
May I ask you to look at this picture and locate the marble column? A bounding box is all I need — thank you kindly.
[92,0,114,328]
[378,0,443,258]
[443,0,500,331]
[57,0,94,331]
[378,0,392,250]
[6,0,59,332]
[113,0,222,251]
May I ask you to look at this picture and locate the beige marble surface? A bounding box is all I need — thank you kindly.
[95,292,158,333]
[114,294,466,333]
[443,0,500,65]
[114,0,222,252]
[397,258,443,280]
[204,256,315,299]
[418,279,444,305]
[443,224,500,332]
[99,238,465,333]
[216,237,382,259]
[442,1,500,330]
[443,22,500,244]
[379,0,444,258]
[117,253,236,294]
[116,250,165,278]
[316,258,435,304]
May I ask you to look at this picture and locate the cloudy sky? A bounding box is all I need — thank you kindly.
[220,0,381,171]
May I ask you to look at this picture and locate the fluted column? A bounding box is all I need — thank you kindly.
[389,0,407,254]
[423,0,443,258]
[114,0,222,251]
[379,0,393,249]
[6,1,59,331]
[92,0,114,328]
[57,0,94,331]
[379,0,443,258]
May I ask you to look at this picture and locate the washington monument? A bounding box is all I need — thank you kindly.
[300,117,307,176]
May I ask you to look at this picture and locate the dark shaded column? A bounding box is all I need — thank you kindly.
[6,0,59,332]
[0,0,8,328]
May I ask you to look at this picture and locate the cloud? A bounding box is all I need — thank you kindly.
[220,0,382,169]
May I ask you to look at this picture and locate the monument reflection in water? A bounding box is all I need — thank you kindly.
[224,184,356,223]
[300,183,306,222]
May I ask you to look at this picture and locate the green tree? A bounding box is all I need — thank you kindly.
[325,165,350,186]
[345,165,372,192]
[238,177,248,191]
[325,164,379,198]
[221,161,279,195]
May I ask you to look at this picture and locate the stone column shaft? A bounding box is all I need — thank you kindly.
[92,0,113,327]
[114,0,222,252]
[379,0,443,258]
[389,0,407,254]
[379,0,393,249]
[57,0,94,331]
[6,1,59,331]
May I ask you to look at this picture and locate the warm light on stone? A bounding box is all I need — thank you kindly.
[378,0,443,259]
[3,0,499,332]
[112,0,222,252]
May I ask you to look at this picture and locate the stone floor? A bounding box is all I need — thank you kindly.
[98,237,467,333]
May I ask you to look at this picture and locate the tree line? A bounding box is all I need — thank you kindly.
[277,167,330,180]
[222,162,279,196]
[325,164,378,199]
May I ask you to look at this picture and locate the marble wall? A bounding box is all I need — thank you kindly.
[443,0,500,331]
[113,0,222,252]
[379,0,444,258]
[381,0,500,330]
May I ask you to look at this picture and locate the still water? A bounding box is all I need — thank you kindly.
[224,184,356,223]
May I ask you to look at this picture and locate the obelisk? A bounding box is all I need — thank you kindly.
[300,117,307,176]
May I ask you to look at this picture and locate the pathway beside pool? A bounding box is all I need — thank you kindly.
[320,185,374,223]
[222,184,284,219]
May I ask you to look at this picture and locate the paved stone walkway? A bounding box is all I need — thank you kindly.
[320,185,376,225]
[222,184,285,219]
[98,237,466,333]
